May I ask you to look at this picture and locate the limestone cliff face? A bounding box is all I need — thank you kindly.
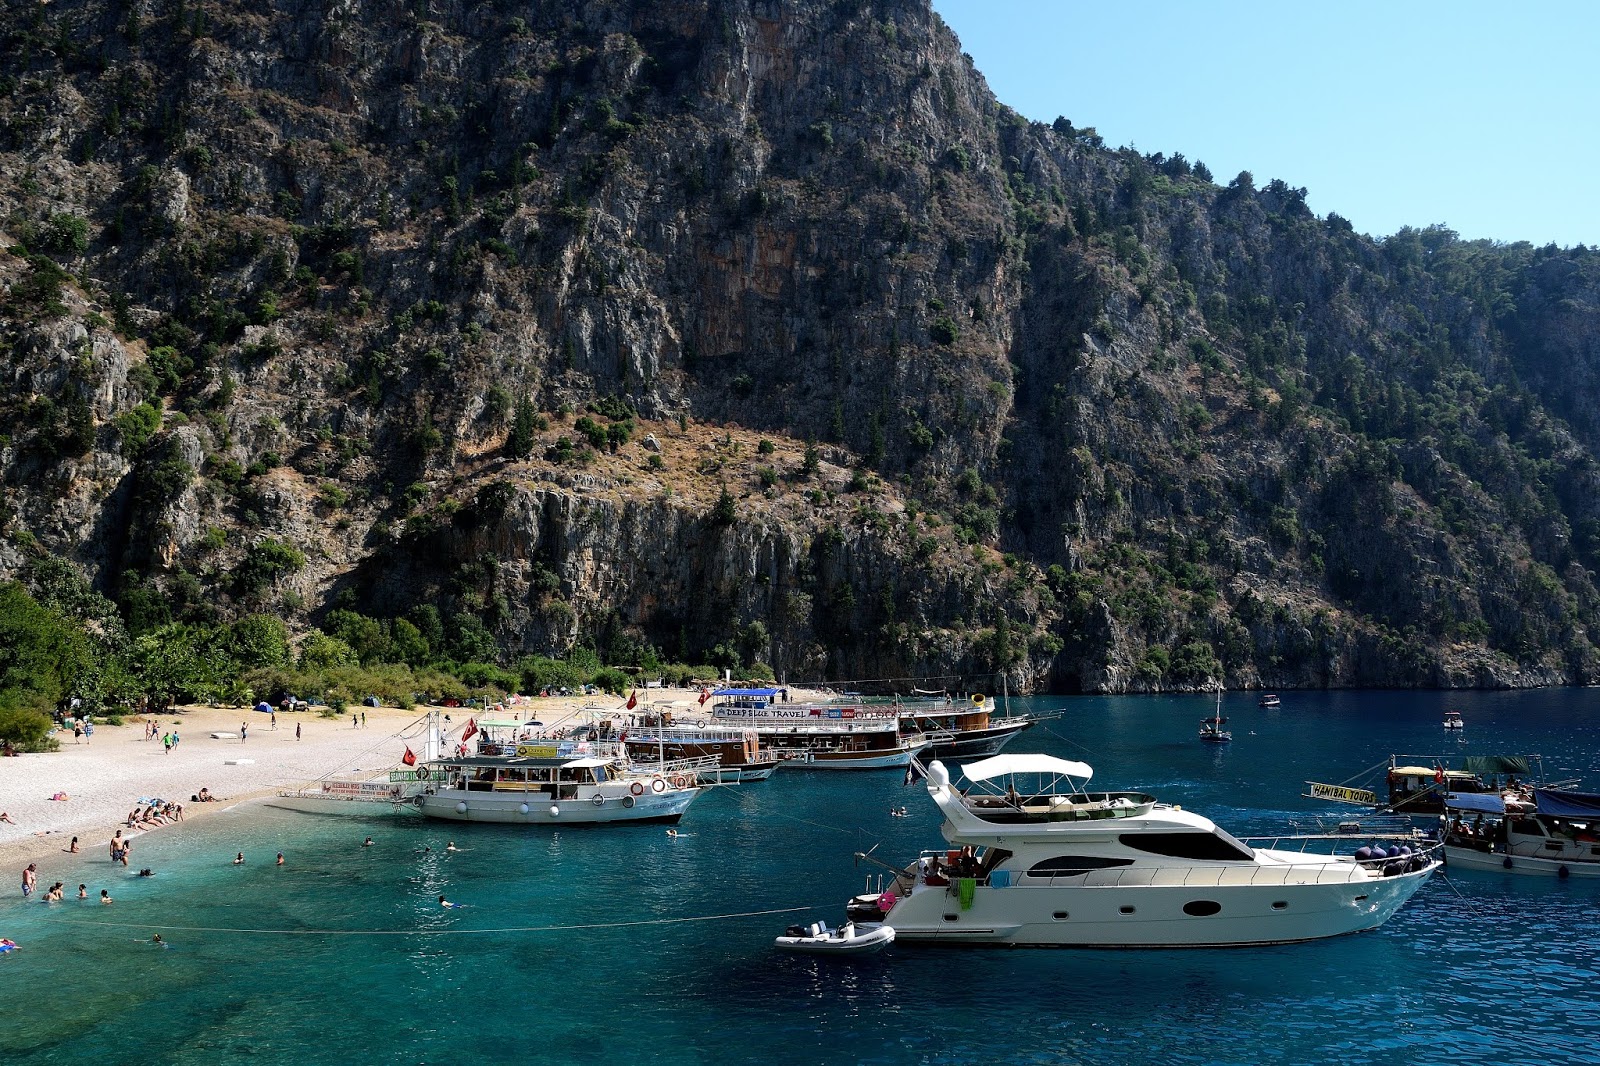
[2,0,1599,691]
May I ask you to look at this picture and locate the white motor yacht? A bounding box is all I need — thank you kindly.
[850,755,1440,947]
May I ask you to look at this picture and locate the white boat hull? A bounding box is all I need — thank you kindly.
[883,863,1439,947]
[1444,844,1600,878]
[782,745,924,769]
[414,787,696,825]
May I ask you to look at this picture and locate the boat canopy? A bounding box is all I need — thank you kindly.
[1462,755,1532,775]
[960,753,1093,784]
[1533,788,1600,819]
[1392,766,1477,778]
[1444,792,1506,814]
[475,718,533,728]
[712,687,787,697]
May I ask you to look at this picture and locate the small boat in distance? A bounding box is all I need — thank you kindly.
[1444,711,1465,730]
[1258,694,1281,708]
[774,921,896,955]
[1200,688,1231,743]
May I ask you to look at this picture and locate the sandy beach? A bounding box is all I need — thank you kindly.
[0,692,667,869]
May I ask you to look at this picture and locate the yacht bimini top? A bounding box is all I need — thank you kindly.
[959,753,1093,786]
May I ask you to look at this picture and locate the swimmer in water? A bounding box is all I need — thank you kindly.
[276,853,284,866]
[666,829,678,838]
[438,895,464,909]
[77,884,87,899]
[152,934,166,947]
[100,890,113,904]
[446,841,459,852]
[232,853,245,865]
[363,837,374,847]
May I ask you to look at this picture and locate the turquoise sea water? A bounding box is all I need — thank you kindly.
[4,689,1600,1065]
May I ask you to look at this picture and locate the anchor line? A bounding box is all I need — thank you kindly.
[34,904,817,938]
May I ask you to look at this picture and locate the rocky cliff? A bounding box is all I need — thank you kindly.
[2,0,1598,692]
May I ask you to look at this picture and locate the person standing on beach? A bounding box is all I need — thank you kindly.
[240,722,248,743]
[162,731,172,754]
[67,836,79,852]
[295,722,301,741]
[351,712,358,729]
[361,710,367,729]
[271,711,277,730]
[21,863,37,897]
[171,729,180,750]
[72,721,82,744]
[83,719,92,745]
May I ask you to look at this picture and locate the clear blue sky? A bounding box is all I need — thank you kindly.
[931,1,1600,248]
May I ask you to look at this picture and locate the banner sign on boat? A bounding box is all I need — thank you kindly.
[515,744,559,758]
[1307,782,1379,806]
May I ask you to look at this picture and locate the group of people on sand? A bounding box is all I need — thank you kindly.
[126,801,184,828]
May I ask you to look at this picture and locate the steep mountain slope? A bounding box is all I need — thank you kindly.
[2,0,1598,692]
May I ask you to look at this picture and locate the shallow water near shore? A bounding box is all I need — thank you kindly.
[3,689,1600,1065]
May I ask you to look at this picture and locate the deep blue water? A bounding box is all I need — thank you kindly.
[4,689,1600,1065]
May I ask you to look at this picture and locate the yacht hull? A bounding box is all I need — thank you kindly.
[414,788,696,825]
[884,864,1438,947]
[921,721,1032,761]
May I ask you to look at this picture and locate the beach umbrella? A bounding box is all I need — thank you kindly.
[254,702,272,713]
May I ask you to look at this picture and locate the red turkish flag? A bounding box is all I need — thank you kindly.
[402,747,417,766]
[462,718,478,741]
[626,690,638,710]
[698,687,710,706]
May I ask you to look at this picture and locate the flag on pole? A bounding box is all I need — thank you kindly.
[698,687,711,706]
[402,747,417,766]
[626,690,638,710]
[462,718,478,742]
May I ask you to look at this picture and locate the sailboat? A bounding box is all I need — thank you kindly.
[1199,686,1231,744]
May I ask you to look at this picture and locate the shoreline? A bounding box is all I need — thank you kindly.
[0,686,815,870]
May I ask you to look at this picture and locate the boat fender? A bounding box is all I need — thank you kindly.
[1559,865,1570,879]
[455,801,468,815]
[630,782,644,797]
[622,795,635,809]
[652,778,666,793]
[592,794,605,807]
[550,805,560,817]
[1503,857,1513,870]
[518,803,530,815]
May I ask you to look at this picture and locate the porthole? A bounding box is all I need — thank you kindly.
[1052,911,1069,921]
[1271,901,1288,911]
[942,913,959,922]
[1182,900,1222,917]
[1119,905,1136,915]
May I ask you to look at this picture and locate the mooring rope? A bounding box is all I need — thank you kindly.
[35,904,816,938]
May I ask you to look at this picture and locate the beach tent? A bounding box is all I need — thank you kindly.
[254,702,272,713]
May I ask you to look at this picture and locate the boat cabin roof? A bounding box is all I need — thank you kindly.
[427,755,611,769]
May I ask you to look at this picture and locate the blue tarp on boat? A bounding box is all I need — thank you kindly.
[1444,792,1506,814]
[712,688,787,697]
[1533,789,1600,819]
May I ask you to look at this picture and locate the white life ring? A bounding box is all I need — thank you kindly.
[592,794,605,807]
[670,775,686,789]
[630,781,644,797]
[695,719,707,728]
[651,778,666,793]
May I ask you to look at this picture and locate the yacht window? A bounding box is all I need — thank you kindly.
[1182,900,1222,917]
[1027,856,1135,877]
[1118,830,1255,862]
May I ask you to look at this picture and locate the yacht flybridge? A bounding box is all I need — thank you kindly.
[848,755,1441,947]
